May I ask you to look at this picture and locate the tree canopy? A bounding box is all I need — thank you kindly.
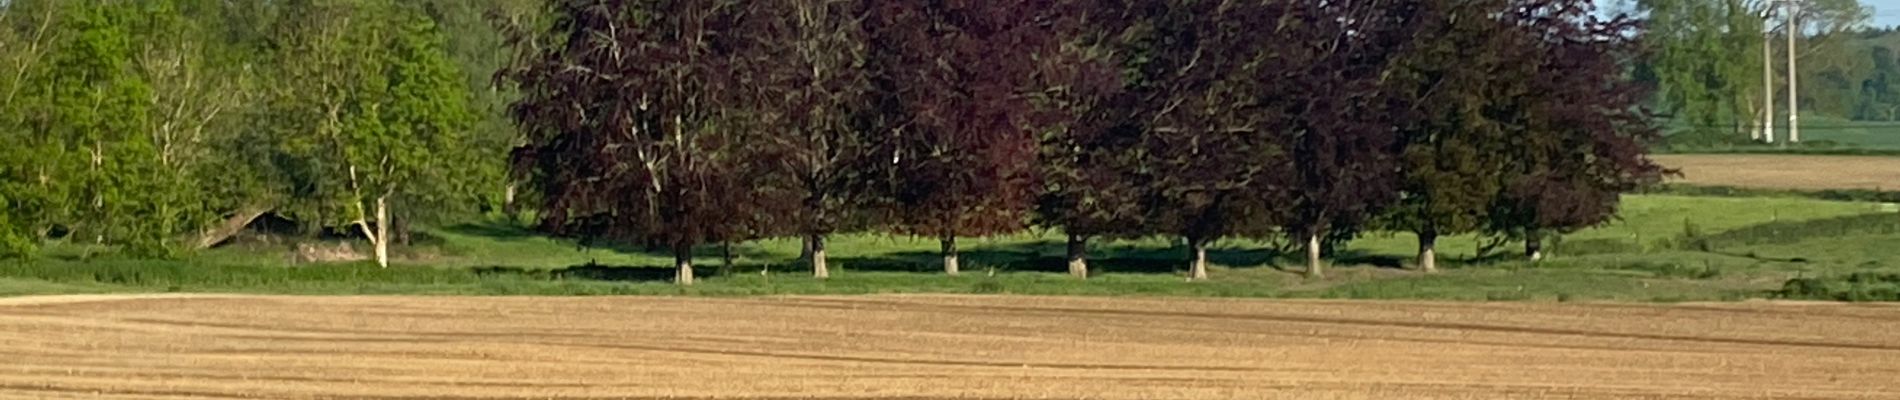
[3,0,1666,287]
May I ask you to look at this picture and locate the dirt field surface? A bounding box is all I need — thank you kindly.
[3,295,1900,400]
[1653,154,1900,191]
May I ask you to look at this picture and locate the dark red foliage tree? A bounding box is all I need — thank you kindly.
[1484,0,1666,261]
[503,0,773,285]
[1098,0,1292,281]
[732,0,876,279]
[1028,1,1140,279]
[1264,0,1424,278]
[862,0,1062,275]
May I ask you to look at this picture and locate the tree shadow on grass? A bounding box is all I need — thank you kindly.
[1332,249,1407,269]
[440,222,542,241]
[471,259,757,283]
[826,240,1289,275]
[441,222,780,262]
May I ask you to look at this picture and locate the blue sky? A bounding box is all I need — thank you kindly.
[1868,0,1900,28]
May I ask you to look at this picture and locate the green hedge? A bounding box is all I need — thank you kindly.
[1645,184,1900,203]
[1777,273,1900,302]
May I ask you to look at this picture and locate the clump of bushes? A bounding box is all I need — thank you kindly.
[1692,214,1900,251]
[1776,273,1900,301]
[1648,184,1900,204]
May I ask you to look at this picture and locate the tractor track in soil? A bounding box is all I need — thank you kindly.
[1,294,1897,399]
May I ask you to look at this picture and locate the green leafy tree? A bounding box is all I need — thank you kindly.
[0,1,59,258]
[1381,0,1536,272]
[13,1,214,256]
[268,0,478,267]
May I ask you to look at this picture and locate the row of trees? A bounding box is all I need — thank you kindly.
[505,0,1665,284]
[0,0,534,264]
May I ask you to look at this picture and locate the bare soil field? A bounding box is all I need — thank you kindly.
[3,295,1900,399]
[1653,154,1900,191]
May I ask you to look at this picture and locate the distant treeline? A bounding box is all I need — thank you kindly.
[2,0,1662,285]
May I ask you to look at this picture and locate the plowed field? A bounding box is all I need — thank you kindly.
[3,295,1899,399]
[1652,154,1900,191]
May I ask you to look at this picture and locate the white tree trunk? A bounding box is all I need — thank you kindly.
[373,196,389,268]
[721,241,735,276]
[1763,26,1775,143]
[941,236,959,276]
[194,204,271,249]
[1787,7,1800,144]
[1304,233,1324,278]
[811,234,829,279]
[1418,232,1438,273]
[502,183,519,220]
[675,246,695,286]
[1066,233,1088,279]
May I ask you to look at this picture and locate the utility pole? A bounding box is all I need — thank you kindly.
[1763,6,1775,144]
[1786,0,1801,144]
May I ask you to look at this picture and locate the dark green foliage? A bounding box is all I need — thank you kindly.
[1692,213,1900,250]
[1647,184,1900,203]
[1381,0,1532,267]
[0,0,488,260]
[1778,273,1900,301]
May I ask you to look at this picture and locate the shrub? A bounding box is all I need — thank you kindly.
[1776,273,1900,301]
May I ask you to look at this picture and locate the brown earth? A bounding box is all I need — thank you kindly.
[3,294,1900,399]
[1653,154,1900,191]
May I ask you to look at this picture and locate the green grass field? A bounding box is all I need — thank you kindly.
[1777,115,1900,150]
[1667,113,1900,151]
[7,193,1900,301]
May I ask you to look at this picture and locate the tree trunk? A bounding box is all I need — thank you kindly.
[194,204,271,249]
[1186,236,1208,281]
[373,196,389,268]
[800,234,815,265]
[1418,230,1438,273]
[1066,233,1088,279]
[675,244,695,286]
[720,241,735,277]
[811,234,829,279]
[1525,231,1544,262]
[941,235,960,276]
[394,215,411,246]
[1304,232,1324,278]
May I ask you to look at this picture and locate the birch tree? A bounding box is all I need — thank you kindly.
[271,0,477,267]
